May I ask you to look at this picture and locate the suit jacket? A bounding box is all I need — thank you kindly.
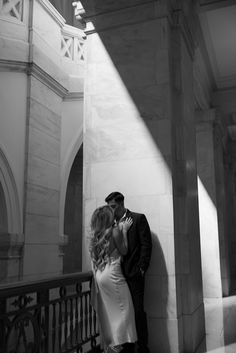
[121,209,152,280]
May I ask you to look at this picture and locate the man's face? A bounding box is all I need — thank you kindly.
[108,199,125,220]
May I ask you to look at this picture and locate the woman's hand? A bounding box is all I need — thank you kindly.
[122,217,133,232]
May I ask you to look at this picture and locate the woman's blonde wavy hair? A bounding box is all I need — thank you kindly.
[89,205,114,271]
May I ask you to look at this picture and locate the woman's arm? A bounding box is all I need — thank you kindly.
[113,217,133,255]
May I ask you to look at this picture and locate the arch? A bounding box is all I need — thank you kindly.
[0,183,8,233]
[59,131,83,236]
[0,145,22,234]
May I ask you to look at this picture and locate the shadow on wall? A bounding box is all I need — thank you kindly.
[146,232,170,353]
[63,145,83,274]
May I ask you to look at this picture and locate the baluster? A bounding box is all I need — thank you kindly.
[75,295,79,345]
[64,297,68,349]
[93,306,97,338]
[0,299,6,353]
[58,301,62,352]
[80,287,83,343]
[89,292,92,338]
[37,290,49,353]
[52,303,56,353]
[73,36,77,62]
[70,298,74,347]
[84,293,88,340]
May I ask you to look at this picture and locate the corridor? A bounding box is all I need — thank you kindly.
[197,295,236,353]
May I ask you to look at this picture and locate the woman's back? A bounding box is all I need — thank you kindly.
[90,205,137,351]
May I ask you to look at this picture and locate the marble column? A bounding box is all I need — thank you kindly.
[214,117,231,296]
[23,75,65,281]
[196,109,223,298]
[224,139,236,283]
[80,1,204,352]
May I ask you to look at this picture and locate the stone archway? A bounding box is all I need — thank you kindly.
[0,182,8,234]
[63,144,83,274]
[0,146,21,234]
[0,145,23,282]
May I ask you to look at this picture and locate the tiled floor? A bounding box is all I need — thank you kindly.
[196,295,236,353]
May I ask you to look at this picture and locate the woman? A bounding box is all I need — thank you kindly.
[89,205,137,353]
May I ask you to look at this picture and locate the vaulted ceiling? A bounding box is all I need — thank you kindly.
[199,0,236,90]
[198,0,236,138]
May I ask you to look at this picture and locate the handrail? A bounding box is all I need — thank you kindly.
[0,271,92,298]
[0,271,100,353]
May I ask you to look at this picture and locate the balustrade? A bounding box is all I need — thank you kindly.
[0,272,100,353]
[61,26,85,63]
[0,0,23,21]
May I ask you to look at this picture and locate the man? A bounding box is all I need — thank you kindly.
[105,191,152,353]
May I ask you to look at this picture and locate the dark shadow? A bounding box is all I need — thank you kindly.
[63,145,83,274]
[146,232,170,352]
[223,296,236,346]
[78,2,221,350]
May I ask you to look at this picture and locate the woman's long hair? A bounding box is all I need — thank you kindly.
[89,205,114,271]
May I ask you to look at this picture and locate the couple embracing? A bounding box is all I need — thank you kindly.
[89,192,152,353]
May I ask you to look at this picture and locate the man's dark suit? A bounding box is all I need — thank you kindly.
[121,209,152,353]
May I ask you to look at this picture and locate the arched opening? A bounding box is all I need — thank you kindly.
[0,182,8,234]
[63,144,83,274]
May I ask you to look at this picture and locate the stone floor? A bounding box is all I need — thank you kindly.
[196,295,236,353]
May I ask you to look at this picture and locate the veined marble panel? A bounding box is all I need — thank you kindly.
[86,19,167,62]
[145,274,178,318]
[25,213,58,244]
[85,123,169,163]
[33,0,63,52]
[27,154,59,190]
[28,126,60,164]
[0,36,29,62]
[31,76,62,115]
[26,183,59,217]
[0,16,28,42]
[84,198,97,228]
[32,44,69,90]
[30,98,61,140]
[182,303,205,353]
[88,158,171,199]
[148,231,175,276]
[86,84,171,126]
[148,316,181,353]
[23,244,62,278]
[178,272,204,315]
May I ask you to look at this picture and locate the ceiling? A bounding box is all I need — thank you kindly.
[199,1,236,90]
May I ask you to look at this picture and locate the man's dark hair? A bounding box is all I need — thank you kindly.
[105,191,124,203]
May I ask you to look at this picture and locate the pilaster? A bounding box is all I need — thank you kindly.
[196,109,223,299]
[224,121,236,282]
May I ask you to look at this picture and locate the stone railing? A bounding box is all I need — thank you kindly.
[0,271,100,353]
[61,24,85,63]
[0,0,23,21]
[0,0,85,64]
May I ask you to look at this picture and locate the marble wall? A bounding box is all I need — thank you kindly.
[196,110,222,299]
[81,0,204,351]
[23,76,63,280]
[0,0,85,281]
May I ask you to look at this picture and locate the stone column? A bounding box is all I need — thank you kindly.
[214,116,230,296]
[196,109,222,298]
[80,1,204,352]
[22,0,68,281]
[224,136,236,285]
